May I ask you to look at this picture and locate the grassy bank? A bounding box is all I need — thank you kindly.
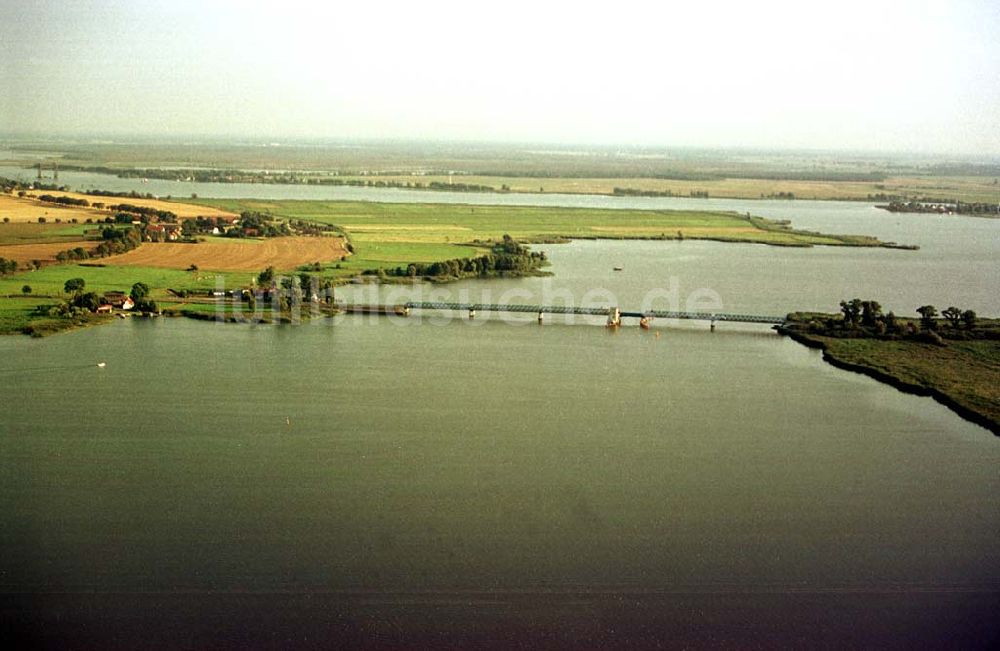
[779,321,1000,435]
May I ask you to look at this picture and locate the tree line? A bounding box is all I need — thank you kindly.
[379,235,547,280]
[793,298,987,346]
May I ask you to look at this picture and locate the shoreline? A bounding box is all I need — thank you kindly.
[778,326,1000,436]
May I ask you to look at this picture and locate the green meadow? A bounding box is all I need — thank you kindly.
[194,199,895,251]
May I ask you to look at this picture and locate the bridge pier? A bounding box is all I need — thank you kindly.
[538,311,544,323]
[607,307,621,328]
[469,308,476,319]
[710,319,716,332]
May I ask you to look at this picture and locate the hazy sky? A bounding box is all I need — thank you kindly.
[2,0,998,154]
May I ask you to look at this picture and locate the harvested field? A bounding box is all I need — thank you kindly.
[0,241,93,264]
[23,190,237,219]
[0,193,104,223]
[100,236,348,271]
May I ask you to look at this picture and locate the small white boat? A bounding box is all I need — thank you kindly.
[96,362,106,368]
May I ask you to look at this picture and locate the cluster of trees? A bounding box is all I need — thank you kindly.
[84,188,157,199]
[182,215,233,236]
[249,266,336,312]
[798,298,984,345]
[52,226,142,262]
[49,277,102,316]
[881,201,1000,216]
[226,211,290,238]
[182,211,293,238]
[0,257,19,275]
[55,247,92,262]
[613,187,676,198]
[915,305,978,330]
[381,235,547,280]
[289,219,341,237]
[0,176,65,193]
[107,203,177,222]
[51,278,157,315]
[425,181,494,192]
[765,192,796,200]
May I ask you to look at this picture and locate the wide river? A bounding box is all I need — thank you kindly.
[1,167,998,646]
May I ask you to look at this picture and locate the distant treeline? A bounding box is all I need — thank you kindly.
[482,170,887,182]
[923,164,1000,178]
[107,203,178,221]
[36,194,90,207]
[58,165,889,186]
[85,188,159,199]
[878,201,1000,216]
[63,166,499,192]
[612,187,713,198]
[613,187,678,197]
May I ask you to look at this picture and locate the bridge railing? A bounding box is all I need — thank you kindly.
[402,302,786,324]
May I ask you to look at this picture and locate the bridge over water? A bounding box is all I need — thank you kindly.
[342,301,787,327]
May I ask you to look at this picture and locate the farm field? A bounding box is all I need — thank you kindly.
[0,222,90,245]
[0,193,104,223]
[99,235,348,271]
[0,263,245,298]
[195,199,897,249]
[0,241,93,264]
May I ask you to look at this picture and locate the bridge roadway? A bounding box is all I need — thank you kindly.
[401,301,787,325]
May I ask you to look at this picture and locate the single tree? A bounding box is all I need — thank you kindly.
[258,266,275,286]
[73,291,100,312]
[941,306,963,328]
[916,305,938,330]
[961,309,977,330]
[64,277,85,294]
[134,298,158,313]
[861,300,883,327]
[21,285,31,294]
[130,282,150,301]
[884,311,898,333]
[839,298,862,326]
